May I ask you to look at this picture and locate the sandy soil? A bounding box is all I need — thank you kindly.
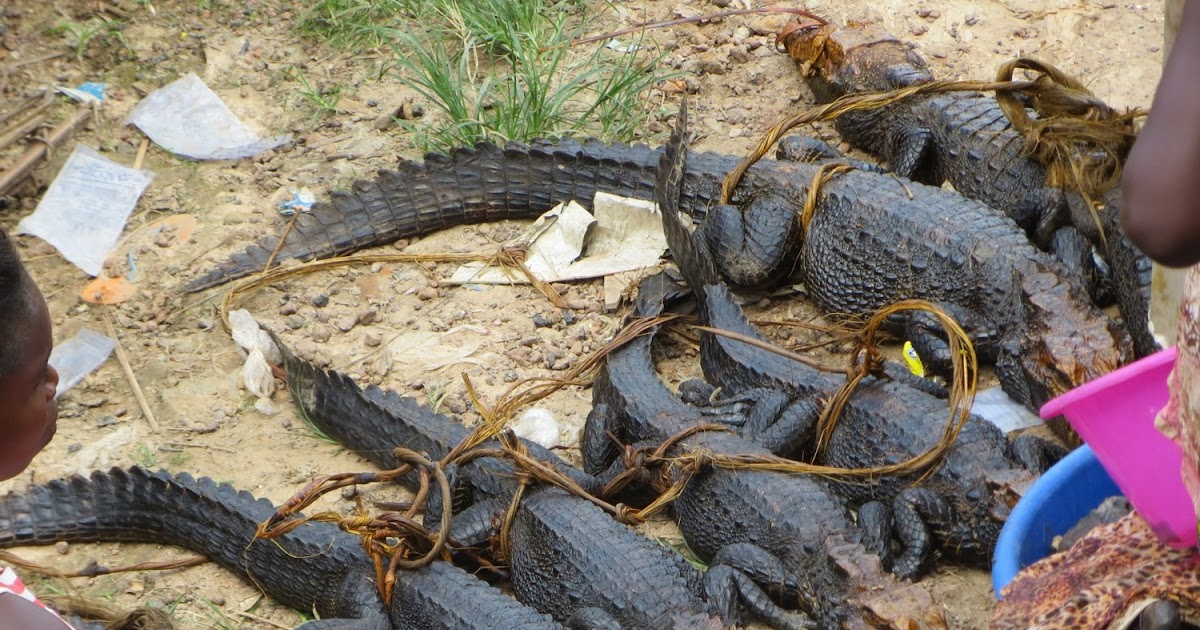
[0,1,1165,628]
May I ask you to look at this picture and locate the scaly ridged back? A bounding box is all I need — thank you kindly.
[0,467,388,628]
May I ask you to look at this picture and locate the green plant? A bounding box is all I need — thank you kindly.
[426,382,448,414]
[132,443,158,468]
[298,0,421,47]
[51,19,122,60]
[384,0,673,153]
[287,67,343,116]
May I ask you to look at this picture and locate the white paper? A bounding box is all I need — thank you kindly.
[450,192,669,285]
[125,72,290,160]
[18,145,155,276]
[971,386,1044,433]
[48,328,115,398]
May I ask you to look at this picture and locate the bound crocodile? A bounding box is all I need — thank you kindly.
[0,466,565,630]
[275,337,812,629]
[778,18,1157,357]
[193,127,1130,414]
[656,102,1066,579]
[586,267,948,628]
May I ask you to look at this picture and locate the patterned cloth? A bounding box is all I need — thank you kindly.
[1157,264,1200,529]
[0,566,75,629]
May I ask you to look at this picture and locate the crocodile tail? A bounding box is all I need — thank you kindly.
[271,329,466,471]
[658,101,721,294]
[183,139,678,293]
[0,467,388,626]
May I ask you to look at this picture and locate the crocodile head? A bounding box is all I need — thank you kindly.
[998,268,1134,414]
[776,18,934,103]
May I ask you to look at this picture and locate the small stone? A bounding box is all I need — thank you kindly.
[503,370,518,383]
[357,309,378,325]
[55,541,69,555]
[286,315,305,330]
[197,317,214,331]
[532,313,553,328]
[281,418,293,429]
[312,325,332,343]
[965,14,980,26]
[910,24,928,36]
[364,332,382,347]
[697,58,727,75]
[279,302,299,316]
[1013,27,1037,39]
[417,287,439,301]
[336,315,358,332]
[312,294,330,307]
[96,415,120,428]
[115,408,128,417]
[340,487,358,500]
[727,46,751,64]
[67,444,82,453]
[153,232,172,248]
[209,596,226,607]
[447,397,468,414]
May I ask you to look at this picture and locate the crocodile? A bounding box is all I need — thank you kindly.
[0,466,566,630]
[778,18,1157,358]
[585,267,948,629]
[196,132,1130,414]
[655,101,1066,579]
[275,338,812,629]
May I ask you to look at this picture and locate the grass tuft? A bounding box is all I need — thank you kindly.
[295,0,673,152]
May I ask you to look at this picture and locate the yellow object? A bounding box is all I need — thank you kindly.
[903,341,925,378]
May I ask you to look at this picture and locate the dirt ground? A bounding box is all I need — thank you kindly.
[0,0,1165,628]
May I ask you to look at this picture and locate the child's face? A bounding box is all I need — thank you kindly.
[0,287,58,481]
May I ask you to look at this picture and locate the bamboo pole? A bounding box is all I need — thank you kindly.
[0,105,92,196]
[1149,0,1187,347]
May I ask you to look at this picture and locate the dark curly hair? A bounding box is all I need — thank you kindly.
[0,229,37,381]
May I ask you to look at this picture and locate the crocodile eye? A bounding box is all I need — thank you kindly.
[965,488,982,502]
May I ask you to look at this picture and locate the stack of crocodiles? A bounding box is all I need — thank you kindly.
[0,14,1161,630]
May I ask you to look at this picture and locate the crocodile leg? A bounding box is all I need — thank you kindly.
[1050,226,1113,307]
[776,135,845,162]
[890,487,954,580]
[887,125,936,184]
[703,565,816,630]
[857,501,896,572]
[1009,433,1070,474]
[903,308,1000,373]
[1025,187,1070,246]
[697,197,804,290]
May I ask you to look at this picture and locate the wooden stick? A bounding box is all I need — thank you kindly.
[133,138,149,170]
[104,315,161,433]
[0,112,48,153]
[0,90,48,126]
[0,105,92,195]
[11,51,67,68]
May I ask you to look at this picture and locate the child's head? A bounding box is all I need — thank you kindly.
[0,230,58,481]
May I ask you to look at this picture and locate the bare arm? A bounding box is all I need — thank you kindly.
[1120,0,1200,267]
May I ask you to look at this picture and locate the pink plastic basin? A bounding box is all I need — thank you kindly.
[1040,346,1196,548]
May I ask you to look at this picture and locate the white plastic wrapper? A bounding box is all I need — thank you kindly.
[242,347,275,399]
[48,328,116,398]
[510,408,561,449]
[227,309,281,405]
[125,72,291,160]
[228,309,281,364]
[18,145,155,276]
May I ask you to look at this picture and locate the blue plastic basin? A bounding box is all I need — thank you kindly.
[991,444,1121,598]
